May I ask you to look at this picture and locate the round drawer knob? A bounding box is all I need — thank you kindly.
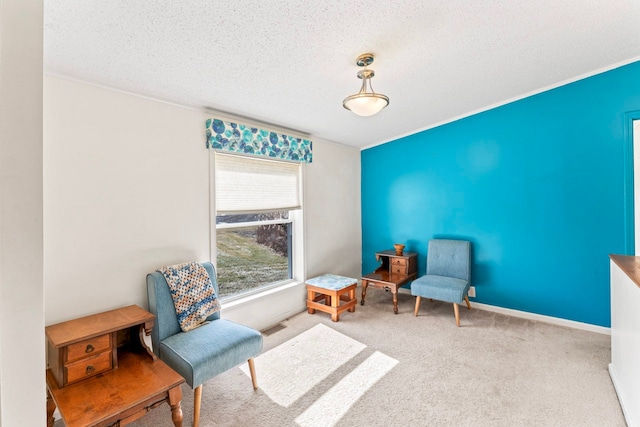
[86,365,95,375]
[85,344,94,353]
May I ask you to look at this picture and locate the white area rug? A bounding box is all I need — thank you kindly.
[240,323,367,407]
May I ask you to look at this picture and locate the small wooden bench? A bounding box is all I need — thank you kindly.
[306,274,357,322]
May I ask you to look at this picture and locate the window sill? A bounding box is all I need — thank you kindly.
[220,280,304,310]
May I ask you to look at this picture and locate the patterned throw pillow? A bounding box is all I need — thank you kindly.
[158,262,221,332]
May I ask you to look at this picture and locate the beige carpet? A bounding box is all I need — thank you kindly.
[109,290,623,426]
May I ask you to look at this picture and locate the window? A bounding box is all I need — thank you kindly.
[214,153,302,299]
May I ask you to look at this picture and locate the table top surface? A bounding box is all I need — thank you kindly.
[610,254,640,289]
[375,249,418,258]
[46,305,155,348]
[361,271,416,286]
[47,351,184,427]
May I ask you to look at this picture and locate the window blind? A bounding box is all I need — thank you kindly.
[215,153,302,214]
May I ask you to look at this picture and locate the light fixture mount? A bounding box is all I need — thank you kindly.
[357,69,374,79]
[343,52,389,117]
[355,53,374,67]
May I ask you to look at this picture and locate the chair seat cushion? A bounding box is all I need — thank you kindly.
[411,274,470,304]
[159,318,263,387]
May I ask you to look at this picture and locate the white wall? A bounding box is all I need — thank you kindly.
[44,75,361,330]
[0,1,45,426]
[44,77,210,324]
[304,138,361,279]
[609,258,640,426]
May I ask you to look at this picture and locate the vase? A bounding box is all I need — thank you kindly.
[394,244,405,256]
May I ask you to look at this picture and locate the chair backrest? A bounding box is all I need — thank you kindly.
[426,239,471,281]
[146,262,221,354]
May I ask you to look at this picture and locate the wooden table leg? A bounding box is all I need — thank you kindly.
[361,281,368,305]
[307,288,315,314]
[330,289,340,322]
[168,385,183,427]
[348,287,356,312]
[392,289,399,314]
[46,389,56,427]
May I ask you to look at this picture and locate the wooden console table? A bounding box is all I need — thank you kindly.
[361,249,417,314]
[45,305,185,427]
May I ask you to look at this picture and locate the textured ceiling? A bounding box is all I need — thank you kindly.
[44,1,640,148]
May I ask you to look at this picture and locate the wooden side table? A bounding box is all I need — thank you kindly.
[361,249,417,314]
[45,305,185,427]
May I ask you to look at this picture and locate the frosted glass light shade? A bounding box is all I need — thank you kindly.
[343,93,389,117]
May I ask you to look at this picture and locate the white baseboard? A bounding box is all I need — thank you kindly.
[397,288,610,335]
[471,302,610,335]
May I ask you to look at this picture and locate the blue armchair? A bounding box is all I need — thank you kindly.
[147,262,263,427]
[411,239,472,326]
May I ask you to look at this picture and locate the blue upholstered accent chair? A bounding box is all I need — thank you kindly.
[147,262,263,427]
[411,239,472,327]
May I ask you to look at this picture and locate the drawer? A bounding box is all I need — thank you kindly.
[391,258,407,267]
[65,350,112,384]
[66,334,111,363]
[391,264,408,275]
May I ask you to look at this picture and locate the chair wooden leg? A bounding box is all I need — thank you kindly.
[453,303,460,327]
[464,295,471,310]
[194,385,202,427]
[248,358,258,390]
[414,296,421,317]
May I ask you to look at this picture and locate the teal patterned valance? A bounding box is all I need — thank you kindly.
[206,118,312,163]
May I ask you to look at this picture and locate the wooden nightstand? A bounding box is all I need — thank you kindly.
[361,249,418,314]
[45,305,185,427]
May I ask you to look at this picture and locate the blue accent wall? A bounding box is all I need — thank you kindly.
[361,61,640,327]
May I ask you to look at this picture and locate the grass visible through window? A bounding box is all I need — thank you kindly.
[216,227,288,298]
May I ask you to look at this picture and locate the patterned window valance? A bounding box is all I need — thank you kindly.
[206,118,313,163]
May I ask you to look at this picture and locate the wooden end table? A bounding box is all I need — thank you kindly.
[45,305,185,427]
[361,249,417,314]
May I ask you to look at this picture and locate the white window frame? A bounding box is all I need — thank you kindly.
[209,151,304,302]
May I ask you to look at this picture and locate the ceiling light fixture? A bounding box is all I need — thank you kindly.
[342,53,389,117]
